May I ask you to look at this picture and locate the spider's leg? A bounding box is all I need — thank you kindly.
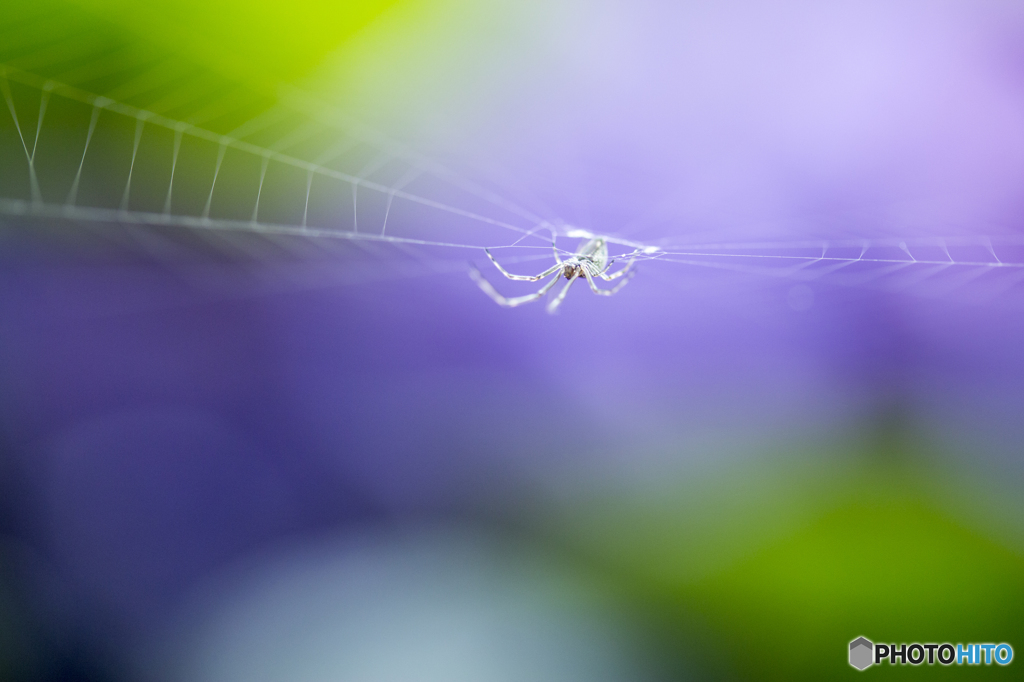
[552,238,563,265]
[584,266,635,296]
[485,249,561,281]
[599,252,637,281]
[546,272,580,314]
[470,267,560,307]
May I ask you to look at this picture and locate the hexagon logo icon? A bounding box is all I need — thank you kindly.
[850,637,874,670]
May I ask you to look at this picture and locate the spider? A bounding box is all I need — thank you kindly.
[470,236,635,313]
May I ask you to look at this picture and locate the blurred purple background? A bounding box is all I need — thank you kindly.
[4,1,1024,680]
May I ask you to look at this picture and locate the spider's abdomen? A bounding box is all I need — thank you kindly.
[577,238,609,272]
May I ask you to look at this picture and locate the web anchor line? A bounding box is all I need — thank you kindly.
[163,124,185,216]
[67,102,102,207]
[0,198,548,252]
[1,75,42,204]
[119,116,145,212]
[202,139,228,220]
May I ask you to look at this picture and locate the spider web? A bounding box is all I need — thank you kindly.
[2,62,1024,307]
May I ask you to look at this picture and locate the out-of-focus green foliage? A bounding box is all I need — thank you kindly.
[2,0,396,87]
[548,439,1024,679]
